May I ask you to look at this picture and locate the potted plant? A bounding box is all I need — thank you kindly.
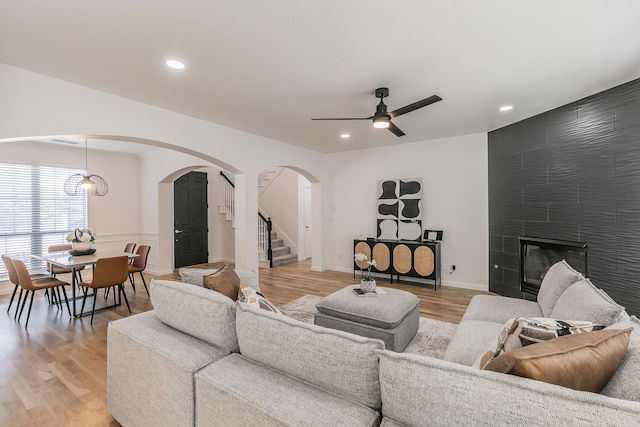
[66,227,96,252]
[354,252,377,293]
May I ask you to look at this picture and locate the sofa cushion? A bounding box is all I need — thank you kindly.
[537,260,584,317]
[235,302,384,409]
[150,279,239,352]
[461,294,543,323]
[443,319,505,366]
[195,353,380,427]
[484,328,632,392]
[474,317,605,369]
[108,311,230,427]
[377,350,640,426]
[551,279,624,326]
[602,316,640,402]
[202,263,241,301]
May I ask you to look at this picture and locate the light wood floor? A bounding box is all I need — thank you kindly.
[0,260,488,426]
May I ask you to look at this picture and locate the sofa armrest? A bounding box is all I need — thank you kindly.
[378,350,640,426]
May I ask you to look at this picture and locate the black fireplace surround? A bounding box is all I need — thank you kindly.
[519,236,587,296]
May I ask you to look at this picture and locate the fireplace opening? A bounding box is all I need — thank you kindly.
[519,237,587,296]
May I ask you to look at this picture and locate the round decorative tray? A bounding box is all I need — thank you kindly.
[69,248,96,256]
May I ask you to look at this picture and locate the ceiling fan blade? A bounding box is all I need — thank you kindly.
[388,121,405,137]
[389,95,442,118]
[311,117,369,121]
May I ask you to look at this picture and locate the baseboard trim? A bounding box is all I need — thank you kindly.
[147,268,174,276]
[441,280,488,292]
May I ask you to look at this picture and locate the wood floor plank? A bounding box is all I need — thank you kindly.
[0,259,488,426]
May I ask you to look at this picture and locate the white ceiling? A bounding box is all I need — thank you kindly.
[2,1,640,154]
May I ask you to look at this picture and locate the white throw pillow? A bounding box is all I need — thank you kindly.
[536,260,584,317]
[238,287,281,314]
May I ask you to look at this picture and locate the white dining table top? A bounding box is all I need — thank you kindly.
[32,249,139,268]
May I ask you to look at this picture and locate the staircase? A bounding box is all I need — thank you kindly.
[219,171,297,268]
[270,231,298,267]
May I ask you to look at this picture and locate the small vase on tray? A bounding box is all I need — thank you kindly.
[360,279,376,293]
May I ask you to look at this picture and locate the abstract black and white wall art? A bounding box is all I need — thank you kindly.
[377,178,422,240]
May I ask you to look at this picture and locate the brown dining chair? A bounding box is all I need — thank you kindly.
[12,258,71,327]
[78,256,130,325]
[101,243,136,300]
[128,245,150,296]
[2,255,52,315]
[48,244,85,282]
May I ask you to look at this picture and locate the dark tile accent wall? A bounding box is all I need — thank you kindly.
[489,78,640,314]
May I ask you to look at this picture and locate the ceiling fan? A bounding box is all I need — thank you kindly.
[312,88,442,137]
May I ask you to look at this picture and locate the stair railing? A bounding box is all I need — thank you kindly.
[219,171,235,217]
[219,171,273,267]
[258,212,273,268]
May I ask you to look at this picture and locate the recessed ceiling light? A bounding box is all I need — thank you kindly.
[166,59,185,70]
[499,105,513,112]
[340,133,351,139]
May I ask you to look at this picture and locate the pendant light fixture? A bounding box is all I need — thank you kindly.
[63,139,108,196]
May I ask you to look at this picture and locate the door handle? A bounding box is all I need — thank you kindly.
[175,229,183,234]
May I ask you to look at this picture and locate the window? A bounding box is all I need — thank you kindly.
[0,162,87,275]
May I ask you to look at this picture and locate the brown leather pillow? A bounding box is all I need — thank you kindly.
[202,263,241,301]
[484,327,632,392]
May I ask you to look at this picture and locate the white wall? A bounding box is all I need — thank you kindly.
[0,141,141,250]
[326,133,489,290]
[258,167,300,255]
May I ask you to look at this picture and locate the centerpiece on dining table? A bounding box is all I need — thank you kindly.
[66,227,97,254]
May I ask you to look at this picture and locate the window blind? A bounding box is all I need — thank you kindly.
[0,162,87,275]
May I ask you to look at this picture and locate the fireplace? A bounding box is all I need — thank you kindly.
[519,237,587,296]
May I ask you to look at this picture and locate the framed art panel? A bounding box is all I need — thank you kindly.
[377,178,422,240]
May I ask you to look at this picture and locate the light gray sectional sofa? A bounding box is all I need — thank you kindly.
[108,263,640,426]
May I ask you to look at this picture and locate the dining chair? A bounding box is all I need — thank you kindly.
[124,242,137,254]
[102,243,137,300]
[78,256,130,325]
[128,245,151,296]
[12,258,71,327]
[48,244,85,283]
[2,254,52,315]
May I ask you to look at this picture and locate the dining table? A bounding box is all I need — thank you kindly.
[32,249,140,317]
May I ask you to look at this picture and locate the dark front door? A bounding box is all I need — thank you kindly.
[174,171,208,268]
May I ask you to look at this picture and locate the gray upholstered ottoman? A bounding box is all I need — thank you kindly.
[314,285,420,352]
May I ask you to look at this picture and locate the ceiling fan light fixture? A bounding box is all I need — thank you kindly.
[312,88,442,137]
[373,116,390,129]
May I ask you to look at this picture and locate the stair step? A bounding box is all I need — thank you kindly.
[271,253,298,267]
[272,246,290,257]
[271,238,284,248]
